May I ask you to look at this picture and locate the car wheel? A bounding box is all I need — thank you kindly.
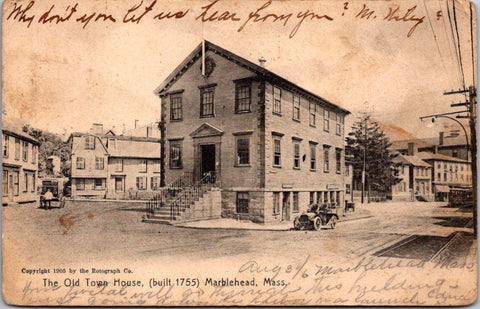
[330,216,337,229]
[313,217,322,231]
[293,217,301,230]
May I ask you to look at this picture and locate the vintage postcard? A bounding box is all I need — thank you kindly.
[1,0,477,306]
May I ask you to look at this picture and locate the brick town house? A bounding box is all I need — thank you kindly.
[416,151,472,201]
[68,123,161,199]
[2,118,40,206]
[152,41,350,223]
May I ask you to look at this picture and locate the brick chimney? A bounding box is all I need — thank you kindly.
[91,123,103,136]
[439,132,444,146]
[407,142,417,156]
[433,145,438,154]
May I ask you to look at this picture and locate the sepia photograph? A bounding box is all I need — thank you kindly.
[1,0,478,305]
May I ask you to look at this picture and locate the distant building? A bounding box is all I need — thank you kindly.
[154,41,350,223]
[392,131,470,161]
[68,123,160,199]
[416,151,472,201]
[2,118,40,205]
[47,155,61,176]
[391,153,433,202]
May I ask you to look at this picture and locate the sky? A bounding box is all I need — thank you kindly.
[2,0,477,140]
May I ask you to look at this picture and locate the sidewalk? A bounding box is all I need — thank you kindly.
[175,208,373,231]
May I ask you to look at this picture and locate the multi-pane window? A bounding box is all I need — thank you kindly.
[273,139,281,166]
[140,159,148,172]
[95,157,104,170]
[200,87,215,117]
[336,148,342,174]
[24,172,28,192]
[114,158,123,172]
[108,138,116,149]
[151,177,160,190]
[273,192,280,214]
[3,135,8,158]
[309,102,316,126]
[235,83,251,113]
[32,145,36,164]
[170,93,183,120]
[76,157,85,169]
[323,109,330,132]
[85,136,95,149]
[94,178,105,190]
[2,170,8,196]
[324,145,330,172]
[154,160,161,173]
[22,141,28,161]
[273,86,281,114]
[13,171,19,196]
[236,138,250,165]
[336,114,343,135]
[236,192,249,214]
[293,192,299,212]
[136,176,147,190]
[76,179,85,190]
[170,143,182,168]
[310,143,316,171]
[15,139,20,160]
[293,142,300,169]
[293,95,300,121]
[310,192,315,204]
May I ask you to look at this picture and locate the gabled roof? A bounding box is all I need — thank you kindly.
[416,151,469,163]
[2,117,40,145]
[154,40,350,115]
[393,154,431,168]
[190,123,224,138]
[71,133,108,154]
[108,139,160,159]
[392,134,469,150]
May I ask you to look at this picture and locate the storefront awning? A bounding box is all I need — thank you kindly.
[436,185,450,193]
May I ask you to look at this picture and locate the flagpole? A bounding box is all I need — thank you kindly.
[202,39,205,76]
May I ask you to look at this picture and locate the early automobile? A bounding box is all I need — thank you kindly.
[293,203,339,230]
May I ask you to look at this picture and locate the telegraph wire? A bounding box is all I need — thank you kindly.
[447,0,466,90]
[423,0,454,89]
[452,0,467,89]
[438,0,462,88]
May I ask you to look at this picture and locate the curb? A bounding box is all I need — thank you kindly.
[173,214,374,231]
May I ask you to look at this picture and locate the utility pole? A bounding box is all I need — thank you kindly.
[443,86,477,238]
[361,115,367,204]
[468,86,477,239]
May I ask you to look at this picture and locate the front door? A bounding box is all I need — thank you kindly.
[282,192,290,221]
[200,144,216,179]
[115,177,124,191]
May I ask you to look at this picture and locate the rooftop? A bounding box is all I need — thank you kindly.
[154,40,350,115]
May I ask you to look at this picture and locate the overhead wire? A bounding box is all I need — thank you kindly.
[447,0,467,91]
[423,0,455,90]
[438,0,463,89]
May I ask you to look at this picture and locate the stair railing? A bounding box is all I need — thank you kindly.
[146,171,195,214]
[170,171,215,221]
